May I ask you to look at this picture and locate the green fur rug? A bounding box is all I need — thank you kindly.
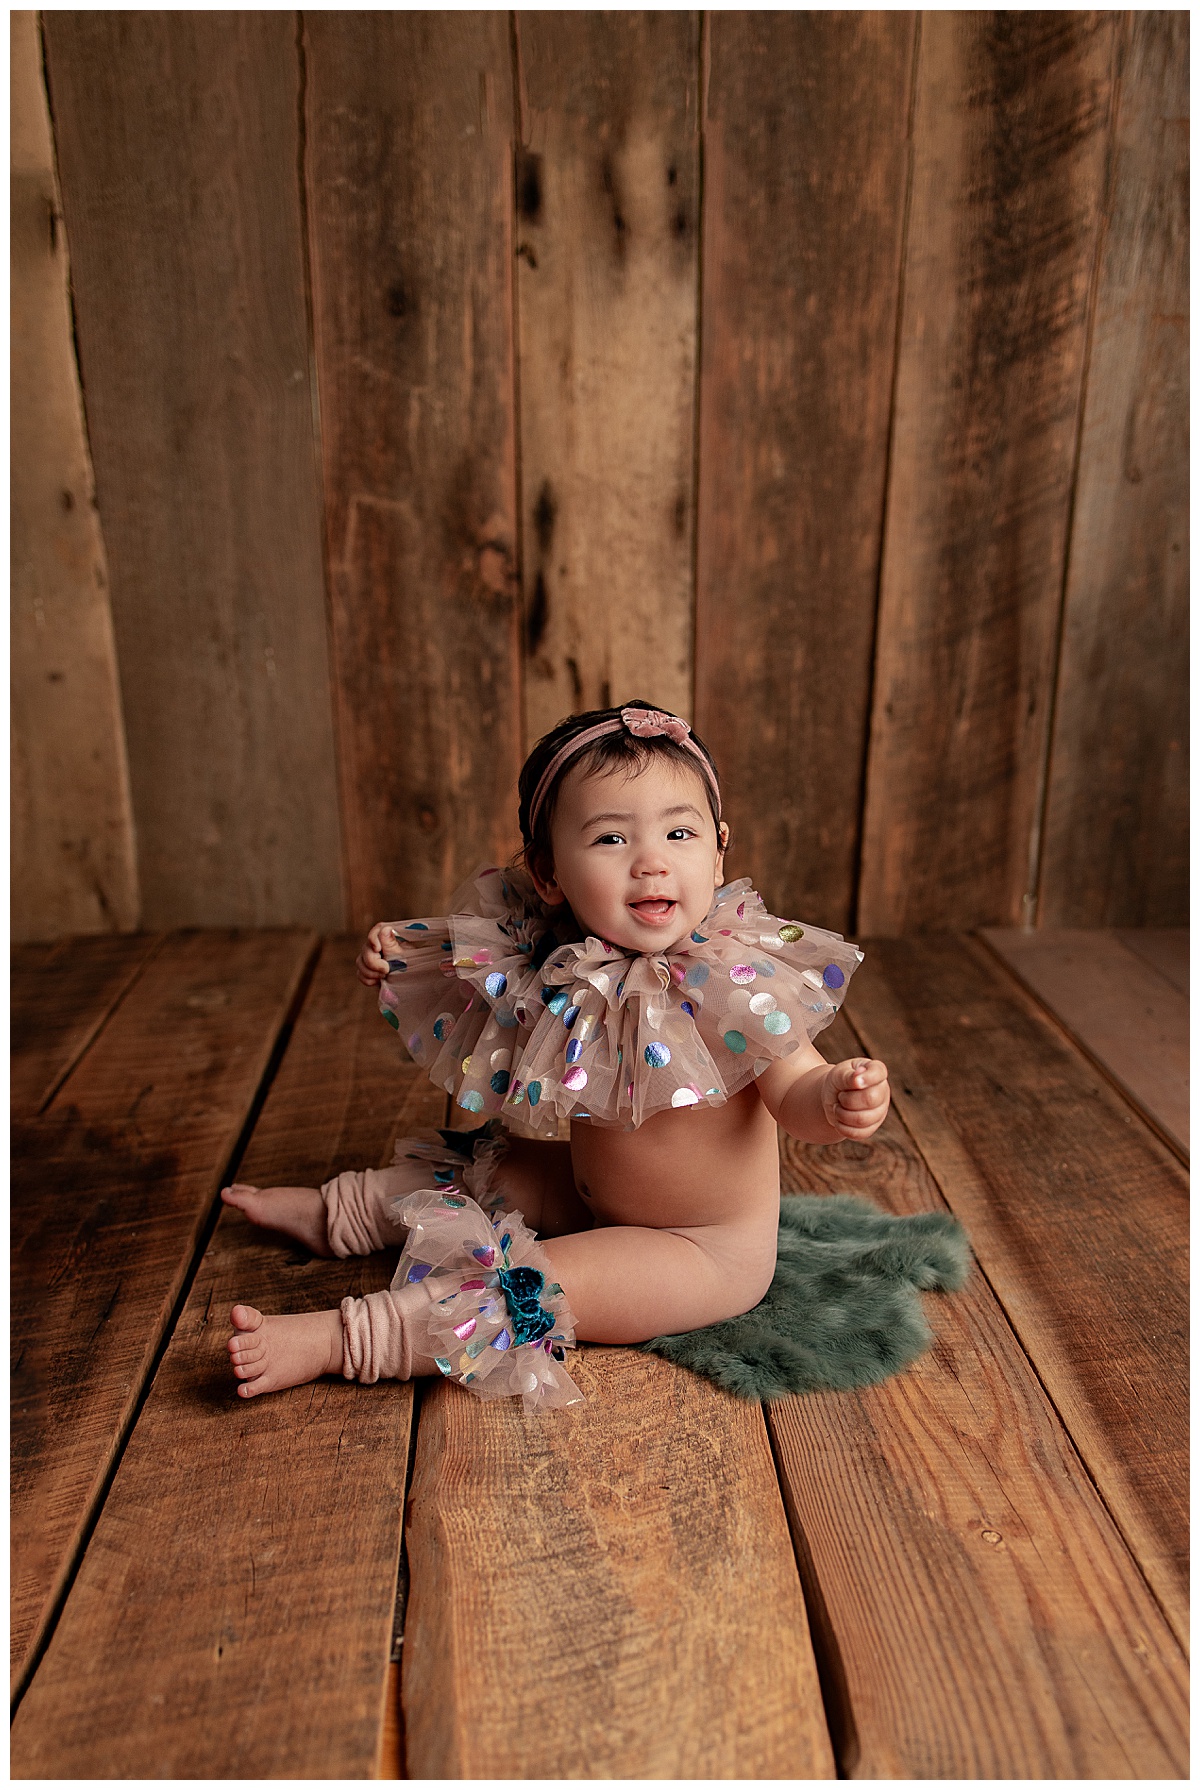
[639,1194,971,1401]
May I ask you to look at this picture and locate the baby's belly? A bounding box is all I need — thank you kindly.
[569,1082,781,1232]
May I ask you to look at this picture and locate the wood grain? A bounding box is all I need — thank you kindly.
[859,14,1116,931]
[10,928,314,1693]
[1117,927,1188,996]
[303,14,522,926]
[981,926,1188,1157]
[11,10,138,942]
[771,1016,1188,1776]
[1039,12,1189,927]
[402,1351,834,1779]
[41,13,343,931]
[515,12,699,742]
[12,938,442,1776]
[843,936,1189,1647]
[695,13,914,927]
[11,931,162,1119]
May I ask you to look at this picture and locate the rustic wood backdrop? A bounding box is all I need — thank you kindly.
[12,10,1187,942]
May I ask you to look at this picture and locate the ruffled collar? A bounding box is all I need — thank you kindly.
[380,865,863,1133]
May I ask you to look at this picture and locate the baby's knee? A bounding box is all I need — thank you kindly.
[685,1228,777,1323]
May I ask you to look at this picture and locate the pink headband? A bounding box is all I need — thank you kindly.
[528,705,722,835]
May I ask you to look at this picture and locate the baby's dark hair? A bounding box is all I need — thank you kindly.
[517,698,723,877]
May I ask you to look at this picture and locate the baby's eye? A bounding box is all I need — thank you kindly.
[593,832,625,846]
[667,828,696,841]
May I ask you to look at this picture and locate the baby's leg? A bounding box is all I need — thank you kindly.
[541,1217,778,1344]
[221,1163,422,1259]
[221,1133,587,1264]
[226,1136,589,1396]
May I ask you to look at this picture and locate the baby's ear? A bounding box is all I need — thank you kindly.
[528,851,566,907]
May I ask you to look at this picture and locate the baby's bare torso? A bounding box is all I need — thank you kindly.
[570,1081,781,1235]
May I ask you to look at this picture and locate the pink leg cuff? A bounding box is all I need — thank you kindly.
[321,1167,413,1258]
[340,1280,441,1383]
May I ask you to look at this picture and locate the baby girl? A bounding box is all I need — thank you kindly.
[224,700,891,1409]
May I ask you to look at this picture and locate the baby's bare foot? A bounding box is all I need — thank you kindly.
[221,1183,332,1257]
[227,1303,343,1397]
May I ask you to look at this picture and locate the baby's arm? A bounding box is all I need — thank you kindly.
[756,1039,890,1144]
[355,922,402,987]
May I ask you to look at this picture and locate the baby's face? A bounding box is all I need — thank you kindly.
[531,756,727,955]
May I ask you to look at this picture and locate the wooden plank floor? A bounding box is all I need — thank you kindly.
[981,927,1189,1157]
[10,930,1189,1778]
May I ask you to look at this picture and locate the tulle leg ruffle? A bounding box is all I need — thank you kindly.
[391,1123,510,1218]
[390,1188,584,1414]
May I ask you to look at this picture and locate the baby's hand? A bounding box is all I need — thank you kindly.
[822,1057,890,1141]
[356,922,400,987]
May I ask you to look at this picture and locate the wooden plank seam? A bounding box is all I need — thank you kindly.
[836,994,1188,1656]
[1025,17,1120,929]
[762,1408,861,1776]
[975,930,1189,1167]
[33,933,168,1116]
[9,934,324,1718]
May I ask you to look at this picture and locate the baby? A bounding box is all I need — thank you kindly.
[224,700,890,1408]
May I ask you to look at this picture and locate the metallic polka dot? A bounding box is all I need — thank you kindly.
[383,1010,400,1031]
[752,960,776,978]
[387,959,407,973]
[490,1069,511,1094]
[823,963,845,988]
[590,971,611,996]
[723,1029,747,1054]
[563,1004,581,1028]
[685,964,710,987]
[527,1081,542,1106]
[764,1011,792,1034]
[565,1039,583,1065]
[680,1000,695,1017]
[407,1033,422,1052]
[490,1048,512,1069]
[546,991,568,1015]
[459,1090,485,1112]
[671,1087,700,1107]
[801,969,824,990]
[460,1055,472,1074]
[778,924,804,943]
[644,1041,672,1068]
[749,992,778,1015]
[691,931,708,944]
[562,1065,588,1091]
[645,1003,665,1029]
[507,1079,526,1105]
[495,1007,519,1029]
[406,922,429,931]
[473,950,492,965]
[729,964,756,985]
[484,971,507,998]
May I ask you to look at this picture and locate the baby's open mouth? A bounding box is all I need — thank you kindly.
[629,898,676,922]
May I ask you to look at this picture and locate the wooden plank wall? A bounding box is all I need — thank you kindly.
[10,11,139,939]
[16,11,1187,941]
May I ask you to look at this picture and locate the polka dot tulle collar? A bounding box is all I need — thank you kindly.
[378,866,864,1134]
